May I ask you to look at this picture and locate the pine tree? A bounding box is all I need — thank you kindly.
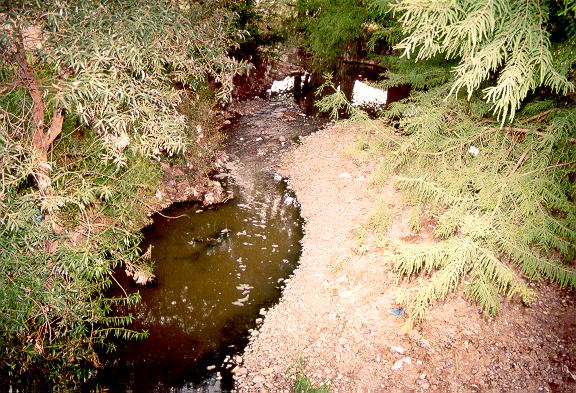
[317,0,576,328]
[389,0,574,124]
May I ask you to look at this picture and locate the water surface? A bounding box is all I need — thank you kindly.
[99,173,303,392]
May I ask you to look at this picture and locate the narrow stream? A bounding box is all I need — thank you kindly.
[96,63,395,392]
[96,94,325,391]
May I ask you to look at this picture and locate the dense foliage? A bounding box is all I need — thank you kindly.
[0,0,248,387]
[288,0,379,69]
[1,0,575,386]
[313,0,576,328]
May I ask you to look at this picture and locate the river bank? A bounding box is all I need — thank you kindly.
[234,122,576,392]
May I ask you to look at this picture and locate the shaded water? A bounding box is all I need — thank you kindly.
[95,86,328,391]
[98,173,303,392]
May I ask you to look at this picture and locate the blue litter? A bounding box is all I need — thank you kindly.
[387,309,405,315]
[34,213,44,222]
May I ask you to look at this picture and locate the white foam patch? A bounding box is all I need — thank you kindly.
[352,80,387,107]
[269,76,295,94]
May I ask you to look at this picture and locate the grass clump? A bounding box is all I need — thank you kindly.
[294,373,331,393]
[290,358,331,393]
[368,201,393,237]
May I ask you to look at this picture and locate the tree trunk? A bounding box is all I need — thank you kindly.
[14,30,65,201]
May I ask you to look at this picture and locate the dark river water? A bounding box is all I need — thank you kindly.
[97,172,304,392]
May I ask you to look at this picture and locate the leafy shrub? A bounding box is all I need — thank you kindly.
[0,0,249,387]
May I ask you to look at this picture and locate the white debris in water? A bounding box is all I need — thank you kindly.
[269,76,295,95]
[232,293,250,307]
[268,73,388,109]
[236,284,253,292]
[352,80,387,107]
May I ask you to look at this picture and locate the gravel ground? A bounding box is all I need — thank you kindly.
[233,121,576,393]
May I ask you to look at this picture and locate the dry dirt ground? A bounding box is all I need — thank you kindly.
[234,122,576,392]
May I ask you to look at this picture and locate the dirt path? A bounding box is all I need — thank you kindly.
[234,122,576,393]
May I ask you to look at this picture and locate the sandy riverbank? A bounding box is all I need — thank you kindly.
[234,122,576,393]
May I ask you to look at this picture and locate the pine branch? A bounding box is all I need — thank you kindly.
[465,268,501,316]
[392,0,575,123]
[483,126,576,144]
[396,176,474,206]
[400,249,471,322]
[394,242,452,278]
[537,258,576,289]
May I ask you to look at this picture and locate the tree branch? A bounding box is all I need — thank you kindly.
[47,108,65,147]
[13,29,45,149]
[485,126,576,143]
[523,108,559,123]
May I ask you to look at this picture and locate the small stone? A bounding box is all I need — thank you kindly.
[207,365,216,371]
[232,366,247,375]
[253,375,266,384]
[261,367,274,375]
[390,345,406,354]
[391,357,412,370]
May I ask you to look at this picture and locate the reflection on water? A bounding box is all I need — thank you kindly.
[98,172,303,392]
[268,63,410,117]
